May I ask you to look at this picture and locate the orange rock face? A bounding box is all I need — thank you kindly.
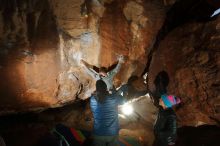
[0,0,165,114]
[0,0,219,128]
[148,16,220,126]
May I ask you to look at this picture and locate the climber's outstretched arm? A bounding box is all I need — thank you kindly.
[108,55,124,77]
[81,59,99,80]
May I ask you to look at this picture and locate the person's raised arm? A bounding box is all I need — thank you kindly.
[108,55,124,77]
[81,59,99,80]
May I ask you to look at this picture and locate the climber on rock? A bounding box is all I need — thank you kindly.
[80,55,124,92]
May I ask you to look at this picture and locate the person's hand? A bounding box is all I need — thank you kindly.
[118,55,124,63]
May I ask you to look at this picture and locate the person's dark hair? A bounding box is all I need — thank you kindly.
[154,71,169,95]
[99,67,107,73]
[95,80,108,103]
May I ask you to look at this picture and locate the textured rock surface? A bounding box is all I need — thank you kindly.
[148,16,220,126]
[0,0,220,145]
[0,0,60,114]
[99,0,165,85]
[0,0,166,114]
[0,0,219,128]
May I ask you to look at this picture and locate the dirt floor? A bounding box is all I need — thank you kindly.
[0,99,220,146]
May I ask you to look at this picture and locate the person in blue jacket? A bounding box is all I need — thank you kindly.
[90,79,126,146]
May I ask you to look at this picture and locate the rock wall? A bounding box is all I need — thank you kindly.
[0,0,166,114]
[0,0,60,114]
[0,0,219,133]
[100,0,166,85]
[148,16,220,126]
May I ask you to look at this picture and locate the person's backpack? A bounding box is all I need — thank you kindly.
[36,124,91,146]
[53,124,91,146]
[52,128,71,146]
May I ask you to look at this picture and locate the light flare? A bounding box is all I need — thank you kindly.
[121,103,133,115]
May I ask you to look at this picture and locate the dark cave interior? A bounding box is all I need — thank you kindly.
[0,0,219,146]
